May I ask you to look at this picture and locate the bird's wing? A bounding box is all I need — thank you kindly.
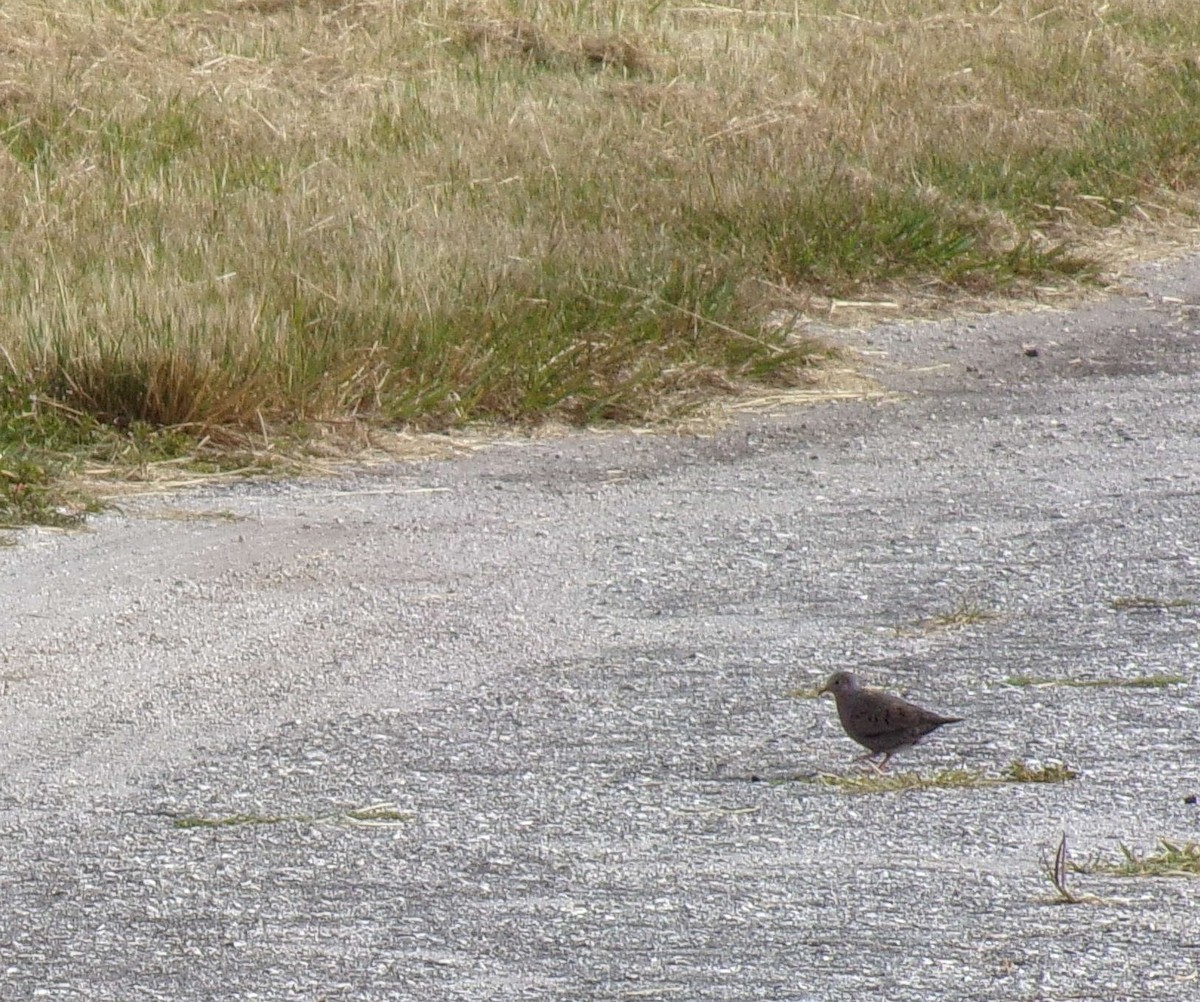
[848,693,912,738]
[866,692,954,732]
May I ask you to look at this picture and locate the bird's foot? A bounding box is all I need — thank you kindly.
[853,752,891,774]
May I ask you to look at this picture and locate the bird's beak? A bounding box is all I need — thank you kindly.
[817,682,830,696]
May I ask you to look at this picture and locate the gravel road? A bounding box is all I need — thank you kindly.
[2,257,1199,1000]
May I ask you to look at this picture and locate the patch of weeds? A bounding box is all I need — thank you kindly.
[1040,833,1102,905]
[806,768,986,794]
[1081,839,1200,879]
[717,181,1095,294]
[896,597,1000,636]
[84,421,215,468]
[174,813,288,830]
[457,15,653,76]
[0,387,284,526]
[0,377,326,527]
[139,507,243,523]
[172,801,411,831]
[1005,674,1186,690]
[1110,596,1195,612]
[98,96,206,174]
[0,455,96,528]
[0,387,128,526]
[341,803,413,826]
[798,759,1076,794]
[672,804,761,819]
[1003,760,1078,784]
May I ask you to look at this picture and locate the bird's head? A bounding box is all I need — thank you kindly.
[819,671,860,697]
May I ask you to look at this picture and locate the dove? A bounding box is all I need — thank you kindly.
[819,671,962,771]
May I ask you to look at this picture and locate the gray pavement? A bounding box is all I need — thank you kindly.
[2,257,1199,999]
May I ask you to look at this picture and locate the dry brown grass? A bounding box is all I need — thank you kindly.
[0,0,1196,459]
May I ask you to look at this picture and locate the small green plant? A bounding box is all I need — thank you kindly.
[1005,674,1186,690]
[799,759,1077,794]
[807,768,986,794]
[139,507,243,523]
[0,455,95,528]
[1110,596,1195,611]
[897,597,1000,636]
[1004,760,1078,783]
[1040,833,1100,905]
[172,801,411,831]
[173,813,288,830]
[342,803,413,826]
[1082,839,1200,878]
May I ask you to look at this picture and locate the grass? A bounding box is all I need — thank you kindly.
[0,452,98,528]
[1040,833,1103,905]
[897,597,1001,636]
[1002,760,1078,783]
[173,812,289,830]
[0,409,304,527]
[1005,674,1187,689]
[171,801,412,830]
[1081,839,1200,878]
[1036,834,1200,906]
[800,758,1077,794]
[2,1,1200,520]
[807,767,988,794]
[138,507,243,522]
[1110,596,1196,611]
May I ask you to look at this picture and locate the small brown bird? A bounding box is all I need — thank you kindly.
[819,671,962,771]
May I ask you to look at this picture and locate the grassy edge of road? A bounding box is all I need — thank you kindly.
[2,0,1200,526]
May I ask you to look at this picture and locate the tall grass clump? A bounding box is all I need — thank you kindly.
[0,0,1195,444]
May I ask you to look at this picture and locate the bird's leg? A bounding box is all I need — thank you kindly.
[852,751,890,773]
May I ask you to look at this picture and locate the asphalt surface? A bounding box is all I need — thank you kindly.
[2,257,1199,1000]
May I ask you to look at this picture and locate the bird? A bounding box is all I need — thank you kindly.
[818,670,962,771]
